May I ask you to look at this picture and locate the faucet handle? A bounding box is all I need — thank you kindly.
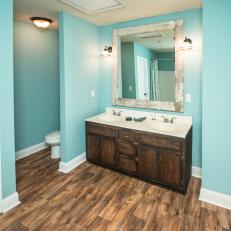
[161,115,169,123]
[112,109,123,116]
[152,114,156,120]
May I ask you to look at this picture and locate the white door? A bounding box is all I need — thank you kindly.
[136,56,149,100]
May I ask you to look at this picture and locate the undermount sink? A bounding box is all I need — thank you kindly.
[98,114,121,122]
[149,122,183,132]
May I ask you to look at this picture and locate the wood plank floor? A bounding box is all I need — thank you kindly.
[0,148,230,231]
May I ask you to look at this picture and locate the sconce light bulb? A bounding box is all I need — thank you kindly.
[100,46,113,57]
[180,37,193,50]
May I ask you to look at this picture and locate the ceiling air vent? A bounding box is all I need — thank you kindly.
[61,0,125,14]
[136,32,163,39]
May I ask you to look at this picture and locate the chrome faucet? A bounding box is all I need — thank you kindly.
[112,109,123,116]
[161,115,176,123]
[117,111,123,116]
[170,117,176,123]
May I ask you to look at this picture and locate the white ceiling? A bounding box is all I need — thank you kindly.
[14,0,202,29]
[60,0,125,14]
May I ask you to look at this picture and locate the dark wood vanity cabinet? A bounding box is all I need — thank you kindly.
[86,128,117,167]
[87,134,101,162]
[86,121,192,193]
[101,137,117,167]
[137,145,159,180]
[158,150,183,187]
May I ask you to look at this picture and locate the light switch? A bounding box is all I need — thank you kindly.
[90,90,95,97]
[185,94,192,103]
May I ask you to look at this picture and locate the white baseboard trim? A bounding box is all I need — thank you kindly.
[59,152,86,173]
[199,188,231,210]
[16,142,48,161]
[59,159,201,177]
[2,192,21,213]
[192,166,202,179]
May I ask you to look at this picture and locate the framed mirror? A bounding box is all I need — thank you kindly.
[112,20,184,112]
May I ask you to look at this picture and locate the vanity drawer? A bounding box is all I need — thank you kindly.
[117,129,137,143]
[86,122,116,138]
[119,155,137,173]
[139,133,183,152]
[117,141,137,157]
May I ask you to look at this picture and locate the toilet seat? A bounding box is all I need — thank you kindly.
[45,130,60,144]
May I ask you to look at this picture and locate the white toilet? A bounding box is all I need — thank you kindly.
[45,130,61,159]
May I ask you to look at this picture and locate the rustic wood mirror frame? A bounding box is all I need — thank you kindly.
[112,20,184,112]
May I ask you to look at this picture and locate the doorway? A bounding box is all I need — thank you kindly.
[136,56,149,100]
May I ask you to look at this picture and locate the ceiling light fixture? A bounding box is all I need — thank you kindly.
[180,37,193,50]
[101,46,113,57]
[31,17,53,29]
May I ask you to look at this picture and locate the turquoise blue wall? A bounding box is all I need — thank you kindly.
[59,12,101,162]
[14,21,60,151]
[0,0,17,198]
[202,0,231,195]
[99,9,202,167]
[121,43,136,98]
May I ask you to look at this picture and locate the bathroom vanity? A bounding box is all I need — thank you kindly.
[86,111,192,193]
[85,19,192,193]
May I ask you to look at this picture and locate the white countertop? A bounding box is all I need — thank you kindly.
[86,111,192,139]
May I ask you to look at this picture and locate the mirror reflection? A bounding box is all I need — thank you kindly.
[120,29,175,102]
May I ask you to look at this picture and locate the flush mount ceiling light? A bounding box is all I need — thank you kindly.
[101,46,113,57]
[31,17,53,29]
[61,0,125,14]
[180,37,193,50]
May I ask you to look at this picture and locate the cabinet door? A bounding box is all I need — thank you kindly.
[101,137,117,167]
[159,150,182,187]
[137,145,158,180]
[117,140,137,157]
[118,155,137,173]
[87,134,101,162]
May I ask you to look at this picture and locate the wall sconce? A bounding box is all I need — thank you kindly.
[180,37,193,50]
[101,46,113,57]
[31,17,53,29]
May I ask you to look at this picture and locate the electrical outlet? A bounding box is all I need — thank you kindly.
[185,94,192,103]
[90,90,95,97]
